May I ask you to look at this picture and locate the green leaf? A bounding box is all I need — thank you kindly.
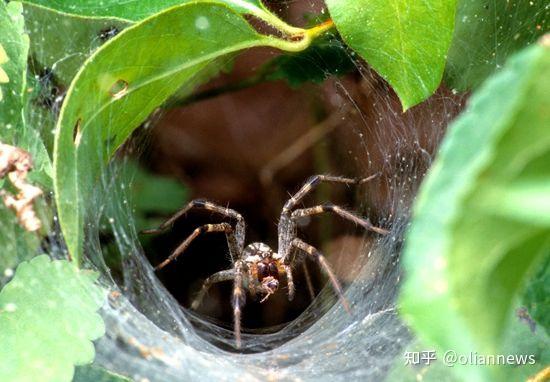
[21,0,267,21]
[21,0,302,88]
[522,253,550,335]
[0,3,32,268]
[20,1,302,80]
[325,0,456,111]
[128,162,188,215]
[384,312,550,382]
[0,213,39,288]
[0,2,52,184]
[23,3,131,85]
[73,365,132,382]
[0,2,50,274]
[100,160,188,234]
[444,0,549,91]
[0,1,29,142]
[0,255,105,382]
[400,41,550,382]
[53,2,300,265]
[499,313,550,381]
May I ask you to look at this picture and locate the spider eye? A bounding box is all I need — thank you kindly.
[267,263,278,277]
[257,263,268,280]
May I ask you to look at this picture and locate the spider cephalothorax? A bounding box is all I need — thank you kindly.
[243,243,284,302]
[143,174,388,348]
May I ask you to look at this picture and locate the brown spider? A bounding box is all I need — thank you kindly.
[143,174,388,348]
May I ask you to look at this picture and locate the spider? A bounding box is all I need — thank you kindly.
[142,174,388,348]
[98,26,120,42]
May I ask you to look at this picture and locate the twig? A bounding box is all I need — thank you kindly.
[259,108,349,187]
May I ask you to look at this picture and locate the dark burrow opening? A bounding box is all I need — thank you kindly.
[105,21,464,338]
[136,134,389,331]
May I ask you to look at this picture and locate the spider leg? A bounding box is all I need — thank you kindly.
[302,262,316,301]
[282,173,379,213]
[155,222,238,270]
[233,260,246,348]
[291,204,389,235]
[191,269,235,310]
[284,264,295,301]
[291,238,350,313]
[142,199,244,233]
[248,278,258,301]
[141,199,246,251]
[278,174,380,261]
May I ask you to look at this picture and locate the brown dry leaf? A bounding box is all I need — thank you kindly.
[0,142,43,231]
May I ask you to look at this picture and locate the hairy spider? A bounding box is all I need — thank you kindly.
[143,174,388,348]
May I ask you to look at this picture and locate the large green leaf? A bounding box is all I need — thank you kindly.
[23,3,130,85]
[0,2,50,276]
[0,215,40,288]
[21,1,299,88]
[100,160,188,234]
[0,2,52,185]
[325,0,456,111]
[53,1,303,265]
[400,41,549,381]
[21,1,295,88]
[445,0,548,91]
[0,1,28,142]
[523,253,550,335]
[0,255,105,382]
[128,161,188,216]
[384,316,550,382]
[499,314,550,381]
[21,0,267,21]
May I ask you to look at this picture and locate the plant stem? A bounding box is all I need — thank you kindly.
[243,1,307,37]
[165,19,336,109]
[306,19,336,40]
